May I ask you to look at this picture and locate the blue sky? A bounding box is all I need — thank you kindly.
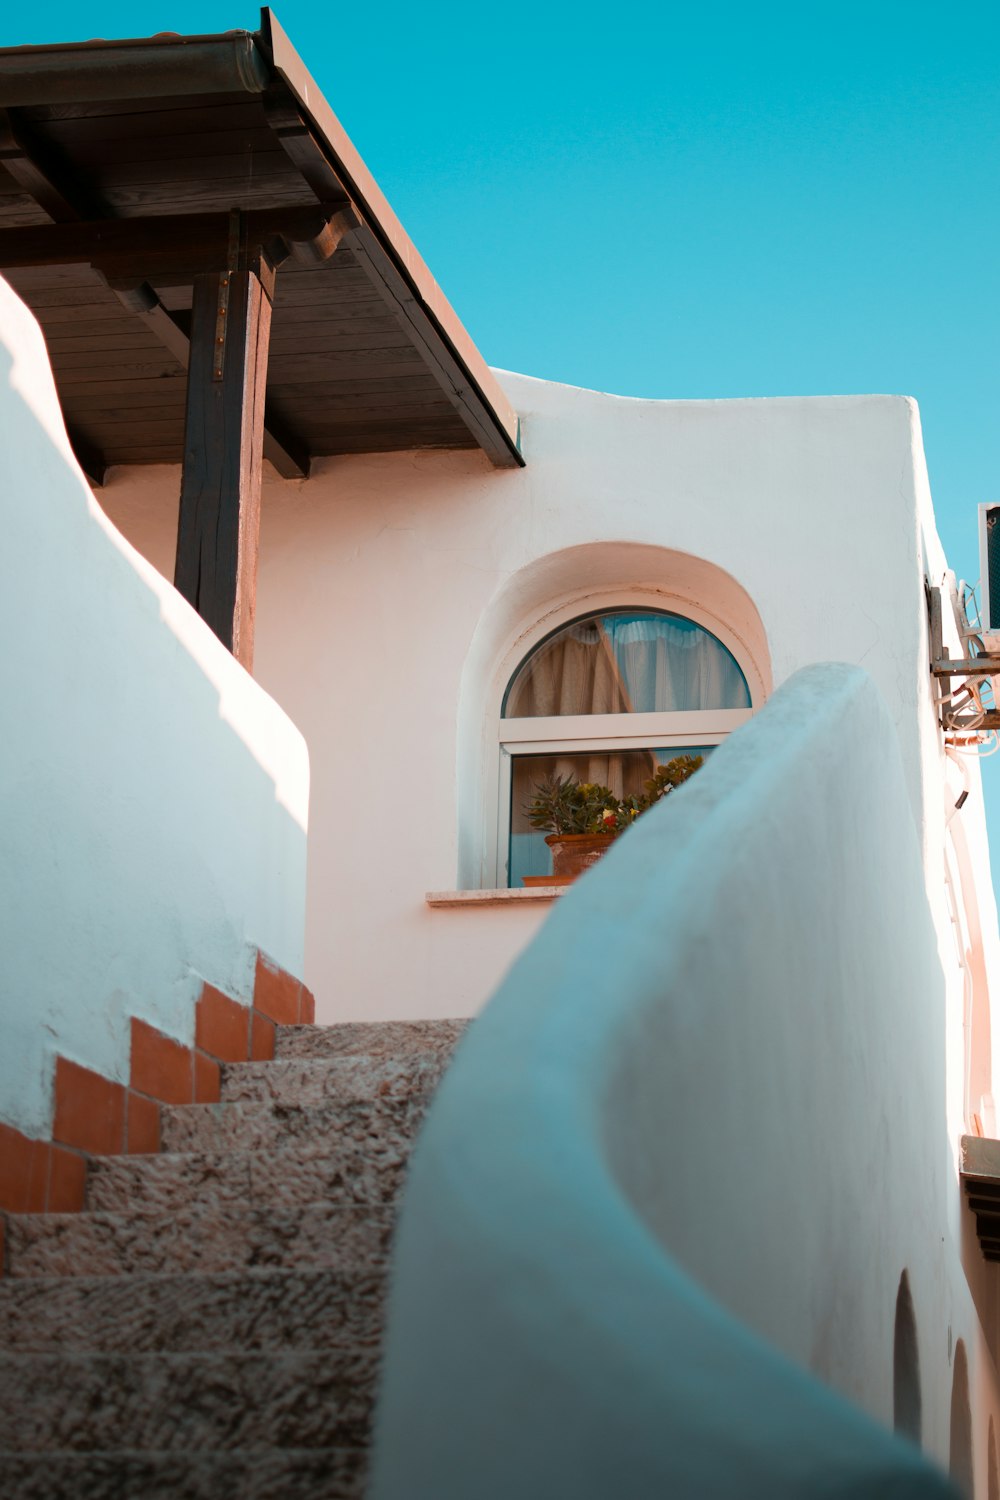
[6,1,1000,889]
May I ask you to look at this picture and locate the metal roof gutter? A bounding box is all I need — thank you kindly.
[0,32,270,105]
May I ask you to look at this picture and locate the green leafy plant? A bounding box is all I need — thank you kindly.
[526,754,704,837]
[526,776,619,835]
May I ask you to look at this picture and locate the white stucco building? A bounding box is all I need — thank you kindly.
[1,13,999,1497]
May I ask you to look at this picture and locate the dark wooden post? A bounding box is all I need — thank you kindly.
[174,212,274,672]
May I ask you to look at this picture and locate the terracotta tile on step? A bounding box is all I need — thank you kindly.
[130,1019,194,1105]
[0,1124,49,1213]
[48,1143,87,1211]
[126,1091,161,1155]
[194,1052,221,1103]
[254,951,301,1026]
[53,1058,126,1155]
[195,984,251,1062]
[250,1009,276,1061]
[299,987,316,1025]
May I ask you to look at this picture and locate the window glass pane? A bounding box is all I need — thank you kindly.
[503,611,750,718]
[509,746,715,888]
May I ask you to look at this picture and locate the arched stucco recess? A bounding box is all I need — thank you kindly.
[455,541,773,888]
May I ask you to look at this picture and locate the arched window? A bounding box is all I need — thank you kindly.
[498,607,754,887]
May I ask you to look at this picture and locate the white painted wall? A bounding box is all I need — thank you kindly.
[370,665,982,1498]
[53,300,1000,1485]
[100,373,991,1042]
[0,278,309,1138]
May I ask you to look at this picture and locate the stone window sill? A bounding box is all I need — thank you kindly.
[425,887,565,907]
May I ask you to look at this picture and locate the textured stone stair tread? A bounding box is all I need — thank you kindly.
[87,1139,410,1213]
[3,1203,394,1278]
[0,1447,367,1499]
[219,1050,450,1105]
[0,1267,386,1353]
[0,1015,458,1490]
[159,1092,429,1153]
[276,1017,466,1059]
[0,1351,375,1452]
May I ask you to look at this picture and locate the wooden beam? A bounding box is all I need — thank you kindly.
[108,279,192,367]
[106,275,310,479]
[0,102,320,494]
[261,85,521,467]
[0,205,351,279]
[262,409,311,479]
[174,229,274,670]
[0,108,91,222]
[0,110,306,481]
[65,423,107,487]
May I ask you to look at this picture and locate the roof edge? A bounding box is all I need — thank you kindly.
[258,8,523,467]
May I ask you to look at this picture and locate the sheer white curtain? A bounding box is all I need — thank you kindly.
[506,613,750,719]
[607,615,750,713]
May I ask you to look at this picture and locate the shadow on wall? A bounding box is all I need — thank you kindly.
[894,1271,923,1445]
[0,286,308,1138]
[951,1340,973,1498]
[372,664,959,1498]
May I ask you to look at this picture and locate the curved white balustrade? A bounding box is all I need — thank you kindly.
[371,663,959,1498]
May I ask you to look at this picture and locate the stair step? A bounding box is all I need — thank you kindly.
[0,1267,386,1353]
[0,1448,367,1500]
[87,1136,410,1214]
[0,1351,375,1452]
[2,1204,393,1279]
[219,1051,447,1106]
[275,1018,466,1060]
[0,1016,454,1487]
[160,1093,428,1155]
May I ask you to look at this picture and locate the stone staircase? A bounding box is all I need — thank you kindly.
[0,1018,465,1499]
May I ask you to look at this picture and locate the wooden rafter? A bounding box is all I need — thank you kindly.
[0,108,90,222]
[106,277,310,479]
[0,115,320,478]
[262,84,523,468]
[0,205,355,278]
[0,17,524,470]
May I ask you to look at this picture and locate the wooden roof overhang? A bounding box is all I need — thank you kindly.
[0,8,523,479]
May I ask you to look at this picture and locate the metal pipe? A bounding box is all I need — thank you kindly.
[0,35,271,106]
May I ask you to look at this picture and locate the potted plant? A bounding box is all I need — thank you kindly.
[523,755,704,885]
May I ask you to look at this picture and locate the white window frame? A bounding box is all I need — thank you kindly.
[484,591,765,889]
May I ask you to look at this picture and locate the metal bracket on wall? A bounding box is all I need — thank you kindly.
[927,581,1000,734]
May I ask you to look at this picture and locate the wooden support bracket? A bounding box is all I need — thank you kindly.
[66,423,107,487]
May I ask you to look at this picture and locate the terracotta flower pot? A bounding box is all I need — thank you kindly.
[544,831,615,880]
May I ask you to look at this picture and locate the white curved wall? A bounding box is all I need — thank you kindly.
[371,665,986,1497]
[0,278,309,1137]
